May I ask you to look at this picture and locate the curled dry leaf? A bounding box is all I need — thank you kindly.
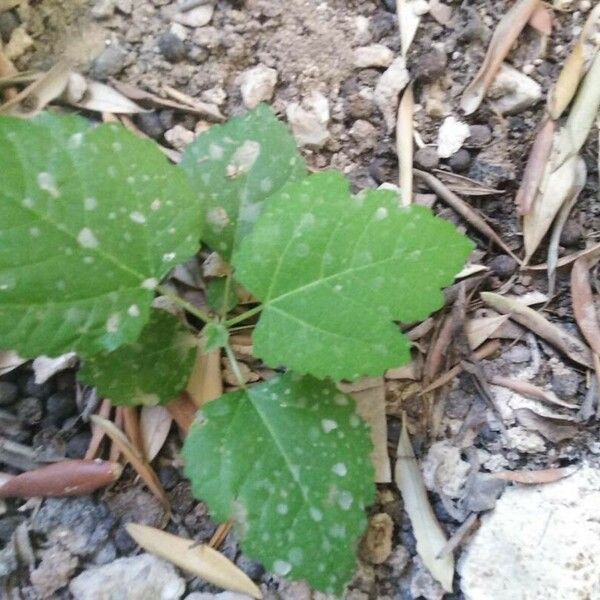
[126,523,262,599]
[140,406,173,462]
[515,118,555,215]
[0,60,71,116]
[89,415,169,509]
[186,346,223,408]
[526,242,600,272]
[492,465,579,484]
[514,407,579,443]
[489,375,578,409]
[466,314,510,350]
[397,83,414,206]
[571,257,600,355]
[523,155,586,262]
[0,459,121,498]
[460,0,540,115]
[395,417,454,592]
[481,292,593,368]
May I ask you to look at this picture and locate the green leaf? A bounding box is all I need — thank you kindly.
[206,278,237,314]
[203,321,229,352]
[0,113,201,359]
[180,104,305,260]
[79,309,197,406]
[233,172,474,380]
[183,372,375,595]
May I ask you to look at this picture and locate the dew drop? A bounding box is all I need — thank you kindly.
[375,206,388,220]
[29,227,40,238]
[105,313,120,333]
[37,172,59,198]
[338,490,353,510]
[273,560,292,576]
[151,199,162,211]
[77,227,99,249]
[129,211,146,224]
[276,503,288,515]
[309,507,323,522]
[128,304,140,317]
[321,419,338,433]
[332,463,347,477]
[142,278,158,289]
[84,197,97,211]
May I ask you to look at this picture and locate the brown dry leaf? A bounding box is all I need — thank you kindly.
[0,60,71,116]
[555,50,600,167]
[526,242,600,272]
[466,314,510,350]
[0,350,26,376]
[492,465,579,484]
[571,257,600,355]
[339,378,391,483]
[515,119,555,215]
[0,459,122,498]
[481,292,592,368]
[395,417,454,592]
[112,81,225,122]
[397,83,414,206]
[126,523,262,598]
[167,394,197,434]
[386,362,419,380]
[523,154,586,262]
[186,346,223,408]
[489,375,578,409]
[397,0,424,57]
[63,76,146,114]
[514,407,579,442]
[90,415,169,510]
[84,398,112,460]
[460,0,540,115]
[414,169,521,263]
[140,406,173,463]
[122,407,144,458]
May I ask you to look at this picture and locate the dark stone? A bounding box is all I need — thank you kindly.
[448,148,472,172]
[0,516,25,544]
[560,220,583,247]
[66,432,92,459]
[16,396,43,425]
[158,32,187,63]
[468,155,515,188]
[134,112,166,140]
[414,146,439,170]
[488,254,518,279]
[346,92,374,119]
[414,48,447,83]
[90,44,128,80]
[18,374,54,399]
[382,0,396,12]
[158,465,180,490]
[467,124,492,147]
[0,381,18,405]
[113,524,137,555]
[0,11,19,44]
[236,553,265,580]
[158,110,175,130]
[46,391,77,424]
[369,11,396,41]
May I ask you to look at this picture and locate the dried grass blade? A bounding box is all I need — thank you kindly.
[525,242,600,271]
[433,170,503,196]
[414,169,521,263]
[395,417,454,592]
[140,406,173,463]
[480,292,593,368]
[460,0,540,115]
[489,375,578,409]
[515,118,555,215]
[571,257,600,355]
[90,415,169,510]
[126,523,262,598]
[397,83,414,206]
[397,0,423,57]
[0,459,122,498]
[491,465,579,484]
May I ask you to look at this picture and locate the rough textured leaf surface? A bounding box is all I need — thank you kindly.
[180,104,305,260]
[233,172,473,380]
[183,372,375,595]
[79,310,197,406]
[0,113,201,358]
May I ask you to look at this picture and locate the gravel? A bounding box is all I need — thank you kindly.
[0,381,18,405]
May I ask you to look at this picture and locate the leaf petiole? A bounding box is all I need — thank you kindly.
[224,343,246,389]
[225,304,263,327]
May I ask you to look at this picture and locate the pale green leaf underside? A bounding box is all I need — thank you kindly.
[233,172,474,380]
[79,310,197,406]
[0,113,201,359]
[180,104,305,260]
[183,373,375,595]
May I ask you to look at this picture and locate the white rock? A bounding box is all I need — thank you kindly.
[374,57,410,132]
[70,554,185,600]
[91,0,115,19]
[174,5,214,28]
[459,466,600,600]
[286,91,330,148]
[422,440,471,499]
[503,425,546,453]
[165,125,196,151]
[170,23,188,40]
[489,63,542,115]
[353,44,394,69]
[239,64,278,109]
[436,115,470,158]
[349,119,378,152]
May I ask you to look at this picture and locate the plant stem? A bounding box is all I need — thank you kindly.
[224,344,246,389]
[220,274,232,319]
[156,285,212,324]
[225,304,263,327]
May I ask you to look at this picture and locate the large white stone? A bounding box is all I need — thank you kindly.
[489,63,542,115]
[459,465,600,600]
[286,91,330,148]
[239,64,278,109]
[353,44,394,69]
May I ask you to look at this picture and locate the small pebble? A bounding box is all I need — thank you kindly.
[369,11,396,41]
[158,465,180,490]
[467,124,492,147]
[113,525,138,555]
[382,0,396,11]
[158,32,187,63]
[414,146,440,170]
[235,553,265,580]
[448,148,471,172]
[17,396,44,425]
[488,254,517,279]
[134,112,166,140]
[46,391,77,424]
[0,11,19,44]
[414,47,447,83]
[0,381,18,405]
[66,432,92,459]
[0,516,25,544]
[90,44,128,80]
[19,374,54,399]
[560,220,583,247]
